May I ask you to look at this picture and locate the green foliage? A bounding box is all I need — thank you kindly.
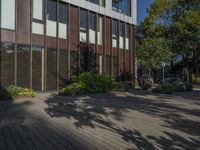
[60,72,130,96]
[61,83,85,96]
[112,82,129,92]
[6,85,35,97]
[192,73,200,84]
[153,82,193,94]
[137,38,173,71]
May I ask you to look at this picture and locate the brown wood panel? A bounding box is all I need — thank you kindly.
[105,17,111,55]
[113,48,118,56]
[1,29,15,42]
[59,39,68,49]
[46,37,57,48]
[69,6,79,51]
[17,0,31,44]
[32,34,44,46]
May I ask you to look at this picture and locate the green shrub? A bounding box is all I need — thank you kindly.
[112,82,129,92]
[6,85,35,97]
[61,83,85,96]
[153,82,193,94]
[61,72,130,96]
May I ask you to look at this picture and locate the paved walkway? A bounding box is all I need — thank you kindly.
[0,89,200,150]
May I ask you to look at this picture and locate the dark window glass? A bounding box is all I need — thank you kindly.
[46,48,57,90]
[112,0,131,16]
[120,22,125,37]
[17,45,30,88]
[59,2,67,24]
[59,49,68,89]
[80,9,87,30]
[70,51,78,76]
[113,56,118,76]
[86,0,105,7]
[0,42,15,87]
[106,55,111,75]
[112,20,118,39]
[47,0,57,21]
[32,46,43,91]
[90,13,95,31]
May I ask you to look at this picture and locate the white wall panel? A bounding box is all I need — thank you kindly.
[32,22,44,35]
[61,0,137,25]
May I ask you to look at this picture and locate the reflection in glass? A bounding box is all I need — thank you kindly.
[46,48,57,90]
[17,45,30,88]
[0,42,15,87]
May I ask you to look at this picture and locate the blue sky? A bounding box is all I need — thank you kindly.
[137,0,154,24]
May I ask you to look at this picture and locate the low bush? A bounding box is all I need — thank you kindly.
[112,82,129,92]
[139,76,154,90]
[60,72,130,96]
[0,85,35,100]
[6,85,35,97]
[153,82,193,94]
[192,73,200,84]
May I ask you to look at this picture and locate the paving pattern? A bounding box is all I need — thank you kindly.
[0,89,200,150]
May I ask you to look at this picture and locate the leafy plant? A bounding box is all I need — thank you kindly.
[6,85,35,97]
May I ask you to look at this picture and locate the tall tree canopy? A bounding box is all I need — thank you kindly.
[137,0,200,81]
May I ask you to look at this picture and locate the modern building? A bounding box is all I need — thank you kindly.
[0,0,137,91]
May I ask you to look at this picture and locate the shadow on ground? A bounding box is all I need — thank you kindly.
[44,89,200,150]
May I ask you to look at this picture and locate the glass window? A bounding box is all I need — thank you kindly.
[33,0,43,20]
[112,20,118,48]
[125,24,130,50]
[106,55,111,75]
[32,46,44,91]
[113,56,118,77]
[86,0,105,7]
[97,16,103,45]
[70,51,78,76]
[59,2,67,39]
[119,22,125,49]
[1,0,15,30]
[0,42,15,87]
[89,13,96,44]
[112,0,131,16]
[46,0,57,37]
[80,9,87,42]
[17,45,30,88]
[59,49,68,89]
[46,48,57,90]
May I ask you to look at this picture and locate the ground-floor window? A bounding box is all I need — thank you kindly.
[17,45,30,88]
[106,55,111,75]
[0,42,15,87]
[46,48,57,90]
[59,49,68,89]
[32,46,44,91]
[70,51,78,76]
[113,56,118,77]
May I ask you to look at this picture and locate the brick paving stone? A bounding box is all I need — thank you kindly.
[0,90,200,150]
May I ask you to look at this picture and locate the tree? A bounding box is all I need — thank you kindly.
[137,0,200,82]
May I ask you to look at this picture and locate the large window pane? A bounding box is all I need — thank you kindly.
[46,0,57,37]
[32,46,44,91]
[59,49,68,89]
[1,0,15,30]
[70,51,78,76]
[112,20,118,48]
[106,55,111,75]
[59,2,67,39]
[86,0,105,7]
[46,48,57,90]
[17,45,30,88]
[97,16,103,45]
[112,0,131,16]
[80,9,87,42]
[119,22,125,49]
[125,24,130,50]
[33,0,43,20]
[0,42,15,87]
[89,13,96,44]
[113,56,118,77]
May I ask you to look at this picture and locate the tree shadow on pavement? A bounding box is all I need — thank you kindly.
[44,90,200,150]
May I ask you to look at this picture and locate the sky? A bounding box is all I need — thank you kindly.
[137,0,154,25]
